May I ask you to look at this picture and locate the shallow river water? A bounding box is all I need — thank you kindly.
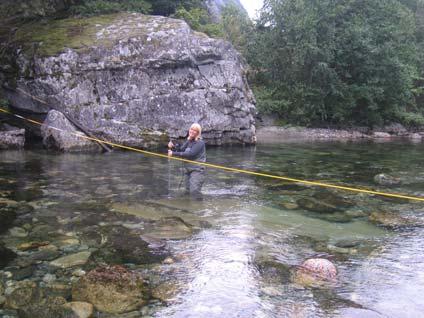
[1,140,424,317]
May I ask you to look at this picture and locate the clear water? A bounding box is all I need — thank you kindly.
[1,140,424,317]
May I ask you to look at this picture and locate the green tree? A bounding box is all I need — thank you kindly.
[249,0,420,127]
[70,0,152,16]
[220,3,253,55]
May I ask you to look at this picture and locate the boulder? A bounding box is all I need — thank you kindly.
[41,110,100,152]
[293,258,337,287]
[3,13,256,149]
[409,133,422,140]
[372,132,391,138]
[0,129,25,149]
[72,265,148,314]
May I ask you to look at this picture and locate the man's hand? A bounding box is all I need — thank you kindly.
[168,150,173,157]
[168,141,174,149]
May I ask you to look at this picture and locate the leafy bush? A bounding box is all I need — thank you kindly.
[70,0,152,16]
[396,111,424,127]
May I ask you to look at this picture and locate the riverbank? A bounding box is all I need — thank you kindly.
[256,125,424,143]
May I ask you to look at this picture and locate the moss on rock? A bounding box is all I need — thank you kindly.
[13,13,184,57]
[15,14,118,57]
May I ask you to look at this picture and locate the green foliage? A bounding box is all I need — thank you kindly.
[70,0,205,17]
[248,0,422,127]
[150,0,203,15]
[173,6,224,37]
[220,3,253,54]
[70,0,152,16]
[396,111,424,127]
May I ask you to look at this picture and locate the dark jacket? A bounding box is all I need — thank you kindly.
[172,139,206,171]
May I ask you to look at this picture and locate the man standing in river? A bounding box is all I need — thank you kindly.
[167,123,206,199]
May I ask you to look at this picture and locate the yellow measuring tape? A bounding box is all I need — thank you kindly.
[1,106,424,202]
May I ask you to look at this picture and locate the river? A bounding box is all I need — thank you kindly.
[1,140,424,317]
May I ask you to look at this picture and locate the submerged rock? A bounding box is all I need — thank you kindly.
[0,244,17,269]
[62,301,94,318]
[87,225,168,266]
[145,216,194,240]
[72,265,148,314]
[373,173,401,186]
[17,241,50,251]
[16,296,75,318]
[312,190,354,209]
[0,206,16,234]
[151,281,181,303]
[4,280,42,310]
[10,188,43,202]
[256,260,292,285]
[50,251,92,268]
[293,258,337,288]
[297,197,339,213]
[266,181,308,192]
[368,211,421,229]
[3,13,256,148]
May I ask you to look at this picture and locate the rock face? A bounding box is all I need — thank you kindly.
[2,13,256,150]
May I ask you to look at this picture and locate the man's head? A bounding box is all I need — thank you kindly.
[188,123,202,140]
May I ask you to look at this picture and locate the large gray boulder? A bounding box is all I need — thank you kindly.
[2,13,256,149]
